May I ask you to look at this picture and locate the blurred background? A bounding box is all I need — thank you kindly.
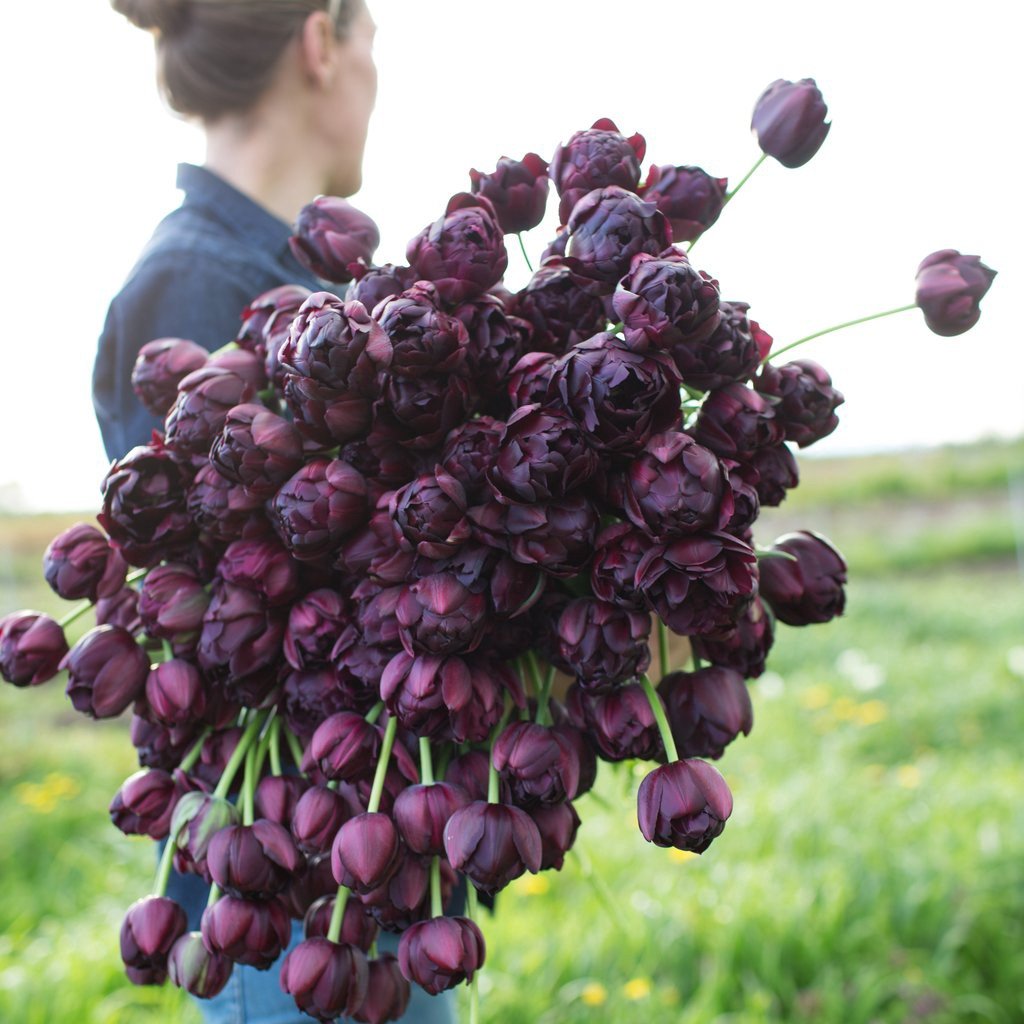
[1,0,1022,1021]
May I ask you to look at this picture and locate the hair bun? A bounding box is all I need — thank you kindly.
[112,0,191,36]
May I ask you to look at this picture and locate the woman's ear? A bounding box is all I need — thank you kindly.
[297,10,338,89]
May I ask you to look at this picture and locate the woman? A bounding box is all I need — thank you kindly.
[93,2,453,1021]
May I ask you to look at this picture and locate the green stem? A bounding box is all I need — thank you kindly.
[467,884,481,1024]
[367,716,398,816]
[179,728,211,774]
[125,568,149,585]
[430,857,443,918]
[762,304,917,365]
[153,832,177,897]
[419,737,435,787]
[487,702,513,804]
[205,883,222,910]
[365,701,384,726]
[242,743,257,825]
[326,885,350,944]
[268,719,283,777]
[283,726,306,772]
[526,651,552,726]
[640,673,678,762]
[516,232,534,274]
[692,650,703,672]
[657,619,670,680]
[161,640,174,663]
[57,599,94,630]
[687,154,766,255]
[213,713,265,801]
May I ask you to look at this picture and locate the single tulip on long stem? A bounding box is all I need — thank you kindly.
[762,304,917,366]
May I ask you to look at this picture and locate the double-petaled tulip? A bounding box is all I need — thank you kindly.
[290,195,381,282]
[62,625,149,719]
[746,442,800,507]
[284,589,349,671]
[470,153,549,233]
[915,249,997,337]
[397,916,486,995]
[443,801,542,894]
[589,524,651,611]
[167,931,234,998]
[360,850,446,933]
[0,611,68,687]
[144,659,207,728]
[637,759,733,852]
[393,782,470,856]
[389,471,468,560]
[669,300,765,392]
[171,792,241,880]
[444,750,493,803]
[440,417,505,502]
[507,350,557,409]
[554,598,651,691]
[280,937,370,1021]
[613,251,721,351]
[531,801,581,871]
[758,530,847,626]
[331,812,403,893]
[567,683,663,762]
[200,894,293,969]
[138,563,210,654]
[693,594,774,679]
[751,78,830,168]
[197,579,284,684]
[304,894,379,949]
[237,284,312,362]
[451,293,530,404]
[206,820,305,900]
[308,711,382,783]
[43,523,127,602]
[693,382,782,458]
[120,896,188,985]
[209,403,305,498]
[407,193,508,305]
[131,338,210,417]
[186,463,270,546]
[164,366,255,464]
[216,537,299,606]
[658,667,753,759]
[396,572,489,658]
[354,954,411,1023]
[492,721,581,806]
[291,785,355,856]
[639,164,729,243]
[375,282,469,379]
[377,373,474,452]
[379,652,454,739]
[349,263,418,313]
[757,359,844,448]
[109,768,198,840]
[549,118,646,223]
[254,775,309,829]
[509,265,608,355]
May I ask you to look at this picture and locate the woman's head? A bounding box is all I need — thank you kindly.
[114,0,377,195]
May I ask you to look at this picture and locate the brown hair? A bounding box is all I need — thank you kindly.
[112,0,359,122]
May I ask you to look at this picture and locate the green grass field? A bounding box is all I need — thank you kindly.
[1,439,1021,1023]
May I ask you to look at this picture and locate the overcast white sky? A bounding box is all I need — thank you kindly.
[0,0,1019,511]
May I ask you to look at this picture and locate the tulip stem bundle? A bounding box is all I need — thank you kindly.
[241,744,257,826]
[525,650,552,725]
[640,673,679,763]
[212,712,267,802]
[764,303,917,365]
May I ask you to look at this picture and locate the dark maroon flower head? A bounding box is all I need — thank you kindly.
[0,611,68,687]
[120,896,188,985]
[639,164,728,243]
[693,594,774,679]
[759,530,847,626]
[109,767,193,840]
[187,463,271,547]
[129,715,196,772]
[43,523,126,603]
[396,572,488,658]
[563,186,672,295]
[206,348,267,393]
[389,472,468,560]
[613,251,721,351]
[550,118,646,223]
[635,532,758,638]
[915,249,997,337]
[354,954,411,1024]
[492,721,581,807]
[444,750,493,803]
[164,366,255,463]
[751,78,830,168]
[451,293,530,404]
[507,350,557,409]
[290,195,381,283]
[308,711,382,783]
[637,758,733,851]
[197,579,284,684]
[270,459,369,563]
[95,585,142,633]
[470,153,549,233]
[398,916,485,995]
[445,654,523,745]
[669,299,763,392]
[555,598,651,691]
[693,382,782,459]
[61,625,149,719]
[281,937,369,1022]
[624,431,733,538]
[168,931,233,999]
[217,537,299,606]
[549,333,682,455]
[207,820,305,899]
[99,442,195,567]
[200,894,292,970]
[373,282,467,379]
[406,192,508,305]
[745,441,799,507]
[209,403,305,498]
[510,264,608,356]
[444,801,542,895]
[393,782,471,856]
[590,524,652,611]
[379,652,452,739]
[238,285,312,362]
[659,666,753,759]
[360,849,441,933]
[349,263,418,312]
[144,659,207,728]
[531,801,581,871]
[757,359,844,448]
[131,338,210,418]
[376,373,474,452]
[331,811,403,893]
[138,562,210,653]
[171,792,241,880]
[721,458,761,534]
[284,589,349,671]
[291,784,355,856]
[255,775,310,829]
[304,893,379,949]
[283,375,375,448]
[486,552,546,618]
[568,682,663,762]
[440,417,504,502]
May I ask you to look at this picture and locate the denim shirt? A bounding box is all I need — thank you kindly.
[92,163,326,462]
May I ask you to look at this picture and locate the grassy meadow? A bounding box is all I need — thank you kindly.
[0,438,1021,1023]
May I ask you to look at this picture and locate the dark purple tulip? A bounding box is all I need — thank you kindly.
[639,164,728,243]
[207,820,305,900]
[507,350,557,409]
[62,625,149,719]
[168,931,233,998]
[349,263,418,312]
[590,524,650,611]
[376,373,474,452]
[340,435,421,506]
[659,667,753,759]
[444,801,542,895]
[99,442,195,567]
[445,655,523,745]
[282,666,357,739]
[0,611,68,687]
[209,403,304,498]
[43,523,126,603]
[485,551,546,619]
[171,792,241,880]
[568,683,663,762]
[452,292,530,404]
[693,382,782,459]
[284,589,349,671]
[396,572,488,658]
[138,563,210,654]
[444,750,493,803]
[197,579,284,683]
[389,471,468,560]
[549,333,682,455]
[109,768,191,840]
[398,916,485,995]
[200,894,292,970]
[283,374,375,448]
[189,728,243,792]
[269,459,369,562]
[353,954,411,1024]
[693,594,774,679]
[309,711,382,783]
[637,759,733,852]
[668,299,764,392]
[238,285,311,363]
[131,338,209,418]
[492,721,581,807]
[721,458,761,534]
[624,431,733,538]
[95,585,143,633]
[745,441,799,507]
[216,537,299,607]
[393,783,470,856]
[291,785,355,856]
[531,801,581,871]
[290,195,380,283]
[187,463,271,547]
[360,850,437,932]
[255,775,309,829]
[470,153,549,233]
[751,78,830,168]
[281,937,369,1021]
[130,715,196,772]
[635,532,758,638]
[757,359,844,448]
[613,251,721,351]
[555,598,651,691]
[304,893,379,950]
[915,249,997,337]
[510,264,608,356]
[120,896,188,985]
[440,416,504,502]
[759,530,847,626]
[563,186,672,295]
[373,282,467,379]
[379,652,452,739]
[164,366,255,463]
[406,192,508,304]
[332,812,403,894]
[206,348,267,394]
[550,118,646,223]
[144,660,207,728]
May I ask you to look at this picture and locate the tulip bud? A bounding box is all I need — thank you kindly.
[530,801,581,871]
[444,801,542,895]
[915,249,997,337]
[353,953,411,1023]
[659,667,753,759]
[209,403,305,498]
[751,78,830,168]
[639,164,728,242]
[397,916,485,995]
[171,792,241,881]
[109,768,199,840]
[637,759,733,852]
[290,195,380,283]
[331,812,403,893]
[291,784,356,857]
[167,931,233,998]
[62,625,149,719]
[200,894,293,970]
[693,594,774,679]
[138,563,210,655]
[207,820,305,900]
[510,265,608,356]
[309,712,382,783]
[759,530,847,626]
[120,895,188,985]
[757,359,844,448]
[43,523,127,603]
[131,338,210,417]
[470,153,549,234]
[393,783,471,856]
[0,611,68,687]
[254,775,309,829]
[492,721,581,807]
[304,894,379,950]
[144,660,207,728]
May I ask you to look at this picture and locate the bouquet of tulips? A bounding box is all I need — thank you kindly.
[0,78,996,1023]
